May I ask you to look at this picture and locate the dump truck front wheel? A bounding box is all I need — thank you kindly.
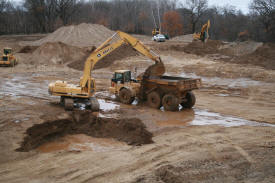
[162,94,179,111]
[147,91,161,109]
[119,88,134,104]
[181,91,196,108]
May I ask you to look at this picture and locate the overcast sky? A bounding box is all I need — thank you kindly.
[13,0,252,14]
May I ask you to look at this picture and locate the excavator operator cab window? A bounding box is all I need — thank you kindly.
[4,49,11,55]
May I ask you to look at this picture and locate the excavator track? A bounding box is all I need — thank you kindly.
[64,98,74,111]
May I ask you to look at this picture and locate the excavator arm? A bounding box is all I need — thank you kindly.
[80,31,164,88]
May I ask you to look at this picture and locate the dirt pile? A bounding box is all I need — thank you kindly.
[17,112,153,152]
[182,40,224,56]
[231,43,275,70]
[29,23,114,47]
[18,46,38,53]
[28,42,90,65]
[171,34,193,43]
[68,44,138,71]
[220,41,263,56]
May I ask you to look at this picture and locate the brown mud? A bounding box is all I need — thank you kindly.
[17,111,153,152]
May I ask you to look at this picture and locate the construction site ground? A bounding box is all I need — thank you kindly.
[0,31,275,183]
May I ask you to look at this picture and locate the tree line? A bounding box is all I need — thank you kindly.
[0,0,274,42]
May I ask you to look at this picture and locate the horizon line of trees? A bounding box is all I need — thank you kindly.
[0,0,274,42]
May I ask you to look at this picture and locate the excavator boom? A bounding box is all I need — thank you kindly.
[48,31,165,110]
[80,31,164,88]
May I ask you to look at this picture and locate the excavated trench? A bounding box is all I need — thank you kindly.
[17,111,153,152]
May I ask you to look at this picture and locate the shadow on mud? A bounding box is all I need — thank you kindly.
[17,111,153,152]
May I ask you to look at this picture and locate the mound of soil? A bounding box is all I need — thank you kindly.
[231,43,275,70]
[29,42,89,65]
[182,40,224,56]
[17,112,153,152]
[219,41,263,56]
[68,44,138,71]
[171,34,193,43]
[29,23,114,47]
[18,46,38,53]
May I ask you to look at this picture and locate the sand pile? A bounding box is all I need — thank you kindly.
[219,41,263,56]
[171,34,193,43]
[68,44,139,71]
[28,42,89,65]
[182,40,224,56]
[231,43,275,70]
[28,23,114,47]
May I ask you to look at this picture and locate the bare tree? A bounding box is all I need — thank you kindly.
[185,0,208,33]
[250,0,275,41]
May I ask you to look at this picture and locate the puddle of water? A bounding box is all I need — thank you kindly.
[98,99,119,112]
[0,73,49,99]
[156,108,274,128]
[37,134,127,153]
[214,94,230,97]
[191,109,275,127]
[179,72,267,89]
[156,120,189,127]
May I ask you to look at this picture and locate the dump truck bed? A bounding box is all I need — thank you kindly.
[144,75,201,91]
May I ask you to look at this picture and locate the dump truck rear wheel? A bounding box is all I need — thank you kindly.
[147,91,161,109]
[119,88,134,104]
[181,91,196,108]
[64,98,74,111]
[162,94,179,111]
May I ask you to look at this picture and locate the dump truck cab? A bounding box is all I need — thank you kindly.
[0,48,18,67]
[109,70,140,104]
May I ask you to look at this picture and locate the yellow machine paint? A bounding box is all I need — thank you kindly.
[0,48,18,67]
[48,31,164,110]
[193,20,210,42]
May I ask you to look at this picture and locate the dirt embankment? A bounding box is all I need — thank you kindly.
[230,43,275,70]
[17,112,153,152]
[181,40,223,55]
[68,44,139,71]
[25,23,114,47]
[182,40,275,70]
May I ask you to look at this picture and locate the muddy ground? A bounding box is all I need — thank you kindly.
[0,34,274,183]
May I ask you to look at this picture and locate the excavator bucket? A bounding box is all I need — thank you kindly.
[143,61,165,78]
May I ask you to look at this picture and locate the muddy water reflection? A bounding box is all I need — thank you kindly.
[156,108,275,128]
[38,134,127,153]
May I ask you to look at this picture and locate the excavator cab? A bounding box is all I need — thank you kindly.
[4,48,12,55]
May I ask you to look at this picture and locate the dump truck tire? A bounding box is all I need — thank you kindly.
[119,88,134,104]
[147,91,161,109]
[162,94,179,111]
[181,91,196,108]
[64,98,74,111]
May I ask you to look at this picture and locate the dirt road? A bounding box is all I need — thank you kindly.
[0,34,274,183]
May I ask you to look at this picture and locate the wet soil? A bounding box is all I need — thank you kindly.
[17,111,153,152]
[0,34,275,183]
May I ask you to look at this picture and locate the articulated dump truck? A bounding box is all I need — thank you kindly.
[109,62,201,111]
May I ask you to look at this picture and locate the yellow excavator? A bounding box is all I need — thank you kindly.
[0,48,18,67]
[193,20,210,42]
[48,31,164,110]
